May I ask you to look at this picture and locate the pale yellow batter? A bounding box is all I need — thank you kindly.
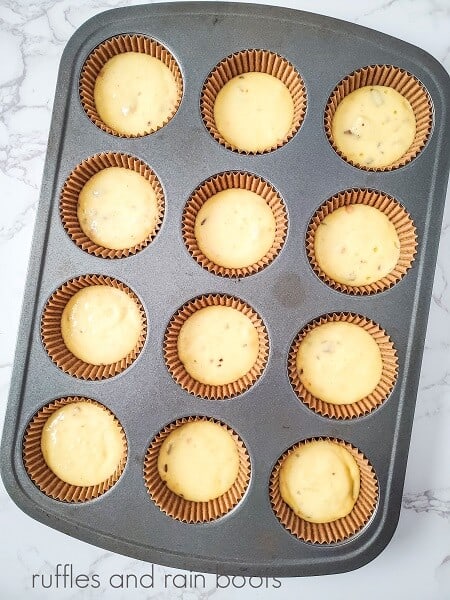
[41,402,124,487]
[194,189,276,268]
[314,204,400,285]
[77,167,159,250]
[214,72,294,152]
[279,440,360,523]
[94,52,178,135]
[61,285,142,365]
[296,321,382,405]
[332,85,416,168]
[177,305,259,386]
[157,420,239,502]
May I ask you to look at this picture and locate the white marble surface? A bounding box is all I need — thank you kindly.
[1,0,449,598]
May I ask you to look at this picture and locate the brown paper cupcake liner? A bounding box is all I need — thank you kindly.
[288,313,398,419]
[80,34,183,137]
[324,64,433,171]
[23,397,127,503]
[201,49,307,154]
[164,294,269,399]
[144,416,250,523]
[307,188,417,295]
[183,171,288,277]
[60,152,165,258]
[270,437,378,544]
[41,275,147,380]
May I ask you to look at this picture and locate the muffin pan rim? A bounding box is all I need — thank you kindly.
[2,0,450,578]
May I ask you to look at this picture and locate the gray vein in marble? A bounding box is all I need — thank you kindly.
[423,341,450,351]
[0,14,53,242]
[0,200,36,242]
[17,545,55,574]
[442,46,450,65]
[0,61,25,116]
[432,290,449,314]
[362,0,402,17]
[428,0,450,16]
[88,552,116,572]
[3,0,66,20]
[362,0,450,18]
[402,489,450,518]
[150,583,219,600]
[421,372,450,392]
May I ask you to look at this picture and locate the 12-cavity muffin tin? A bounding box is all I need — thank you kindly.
[2,1,450,577]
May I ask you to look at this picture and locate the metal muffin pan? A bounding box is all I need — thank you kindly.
[2,1,450,577]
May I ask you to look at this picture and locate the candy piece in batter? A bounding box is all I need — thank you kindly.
[41,402,124,487]
[61,285,142,365]
[279,440,360,523]
[195,189,276,269]
[314,204,400,286]
[94,52,178,135]
[157,420,240,502]
[177,305,259,386]
[77,167,159,250]
[214,72,294,152]
[296,321,382,405]
[332,85,416,168]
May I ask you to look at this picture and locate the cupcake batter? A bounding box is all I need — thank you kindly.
[214,72,294,152]
[279,440,360,523]
[157,420,240,502]
[296,321,383,405]
[194,188,276,268]
[332,85,416,168]
[78,167,159,250]
[94,52,178,135]
[61,285,142,365]
[41,402,124,487]
[177,305,259,386]
[314,204,400,285]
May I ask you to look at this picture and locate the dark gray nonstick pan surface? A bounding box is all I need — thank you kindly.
[2,1,450,577]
